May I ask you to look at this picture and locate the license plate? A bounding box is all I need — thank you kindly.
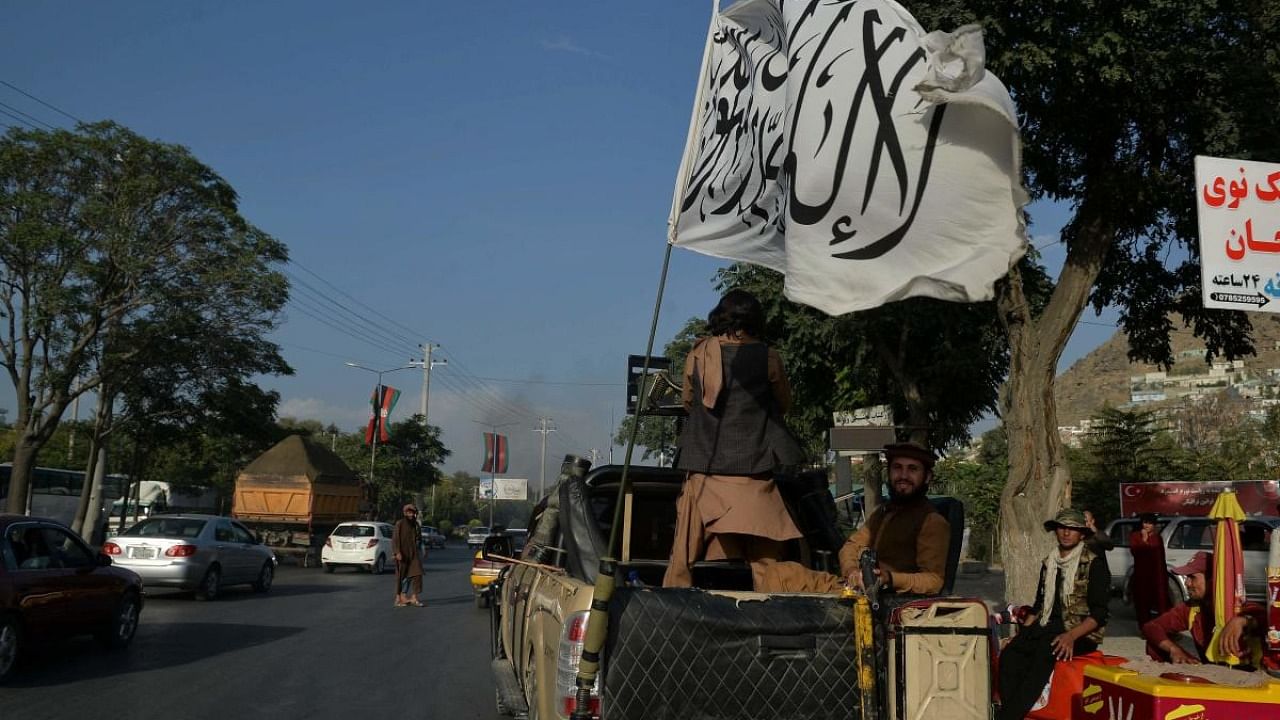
[341,542,357,550]
[130,546,157,559]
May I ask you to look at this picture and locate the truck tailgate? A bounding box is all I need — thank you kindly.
[602,588,861,720]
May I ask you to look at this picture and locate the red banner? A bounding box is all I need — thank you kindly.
[1119,480,1280,517]
[364,385,401,445]
[482,432,508,474]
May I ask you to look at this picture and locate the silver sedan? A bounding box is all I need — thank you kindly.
[104,514,277,600]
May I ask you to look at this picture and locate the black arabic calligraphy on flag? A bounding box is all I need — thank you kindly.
[670,0,1027,316]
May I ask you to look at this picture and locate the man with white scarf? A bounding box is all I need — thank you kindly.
[996,508,1111,720]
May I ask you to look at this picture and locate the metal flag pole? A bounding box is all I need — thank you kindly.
[569,4,717,717]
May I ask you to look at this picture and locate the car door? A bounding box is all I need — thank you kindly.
[379,524,395,567]
[1239,520,1273,599]
[231,521,268,575]
[3,522,83,637]
[42,525,115,630]
[1165,518,1215,577]
[214,519,248,583]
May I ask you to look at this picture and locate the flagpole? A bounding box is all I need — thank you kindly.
[571,4,719,715]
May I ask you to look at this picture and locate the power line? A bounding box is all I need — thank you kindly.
[469,375,621,388]
[284,267,422,351]
[0,100,56,130]
[286,297,416,360]
[0,106,36,130]
[0,80,85,124]
[288,258,434,346]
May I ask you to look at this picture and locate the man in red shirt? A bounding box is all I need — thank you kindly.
[1142,551,1265,664]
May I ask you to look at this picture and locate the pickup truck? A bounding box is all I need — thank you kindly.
[486,463,967,720]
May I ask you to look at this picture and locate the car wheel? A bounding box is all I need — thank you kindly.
[196,565,222,601]
[97,592,141,650]
[253,562,274,593]
[323,563,335,574]
[373,554,385,575]
[0,615,20,683]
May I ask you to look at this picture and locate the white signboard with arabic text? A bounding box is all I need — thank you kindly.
[1196,155,1280,312]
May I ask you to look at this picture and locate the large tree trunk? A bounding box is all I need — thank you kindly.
[7,440,39,514]
[81,445,109,545]
[71,433,101,534]
[998,211,1112,604]
[74,391,115,535]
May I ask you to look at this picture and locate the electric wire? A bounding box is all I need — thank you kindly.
[283,268,422,355]
[0,100,56,130]
[287,258,433,347]
[0,106,36,130]
[0,80,85,124]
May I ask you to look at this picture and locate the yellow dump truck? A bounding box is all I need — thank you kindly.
[232,435,363,566]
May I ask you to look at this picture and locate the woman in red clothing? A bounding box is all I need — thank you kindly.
[1129,512,1170,625]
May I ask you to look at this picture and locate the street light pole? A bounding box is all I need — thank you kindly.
[346,362,415,516]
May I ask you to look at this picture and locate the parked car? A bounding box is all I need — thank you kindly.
[421,525,447,549]
[466,526,490,548]
[104,514,276,600]
[321,521,394,574]
[1,514,144,682]
[1102,514,1280,603]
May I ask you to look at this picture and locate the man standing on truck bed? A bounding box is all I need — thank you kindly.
[839,442,949,595]
[663,289,806,591]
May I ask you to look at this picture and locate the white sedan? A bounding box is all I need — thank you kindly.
[321,522,395,574]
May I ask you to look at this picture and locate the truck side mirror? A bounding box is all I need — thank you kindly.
[482,535,514,562]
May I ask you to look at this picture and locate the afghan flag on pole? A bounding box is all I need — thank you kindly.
[482,432,509,473]
[365,385,401,445]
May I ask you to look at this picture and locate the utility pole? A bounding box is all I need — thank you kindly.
[411,343,446,426]
[533,418,557,500]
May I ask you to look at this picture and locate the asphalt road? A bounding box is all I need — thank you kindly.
[0,543,501,720]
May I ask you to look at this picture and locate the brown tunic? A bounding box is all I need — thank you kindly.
[838,497,950,595]
[393,518,423,580]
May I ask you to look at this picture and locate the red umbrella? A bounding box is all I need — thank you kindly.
[1206,489,1245,666]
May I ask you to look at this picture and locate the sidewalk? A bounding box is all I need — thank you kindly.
[953,567,1148,660]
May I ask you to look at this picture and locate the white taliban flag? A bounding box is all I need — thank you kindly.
[669,0,1027,316]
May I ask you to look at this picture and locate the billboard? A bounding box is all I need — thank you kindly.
[1119,480,1280,517]
[1196,155,1280,313]
[493,478,528,501]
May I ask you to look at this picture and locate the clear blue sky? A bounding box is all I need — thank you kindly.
[1,2,1114,481]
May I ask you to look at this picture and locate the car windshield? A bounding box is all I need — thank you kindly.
[332,525,376,538]
[122,518,207,539]
[471,527,489,536]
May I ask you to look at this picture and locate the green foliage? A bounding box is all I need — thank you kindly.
[0,121,290,511]
[911,0,1277,367]
[330,414,450,521]
[933,427,1008,562]
[714,263,1049,451]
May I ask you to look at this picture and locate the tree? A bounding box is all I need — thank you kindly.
[910,2,1280,601]
[332,415,450,520]
[1,121,290,513]
[933,427,1008,563]
[717,264,1049,452]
